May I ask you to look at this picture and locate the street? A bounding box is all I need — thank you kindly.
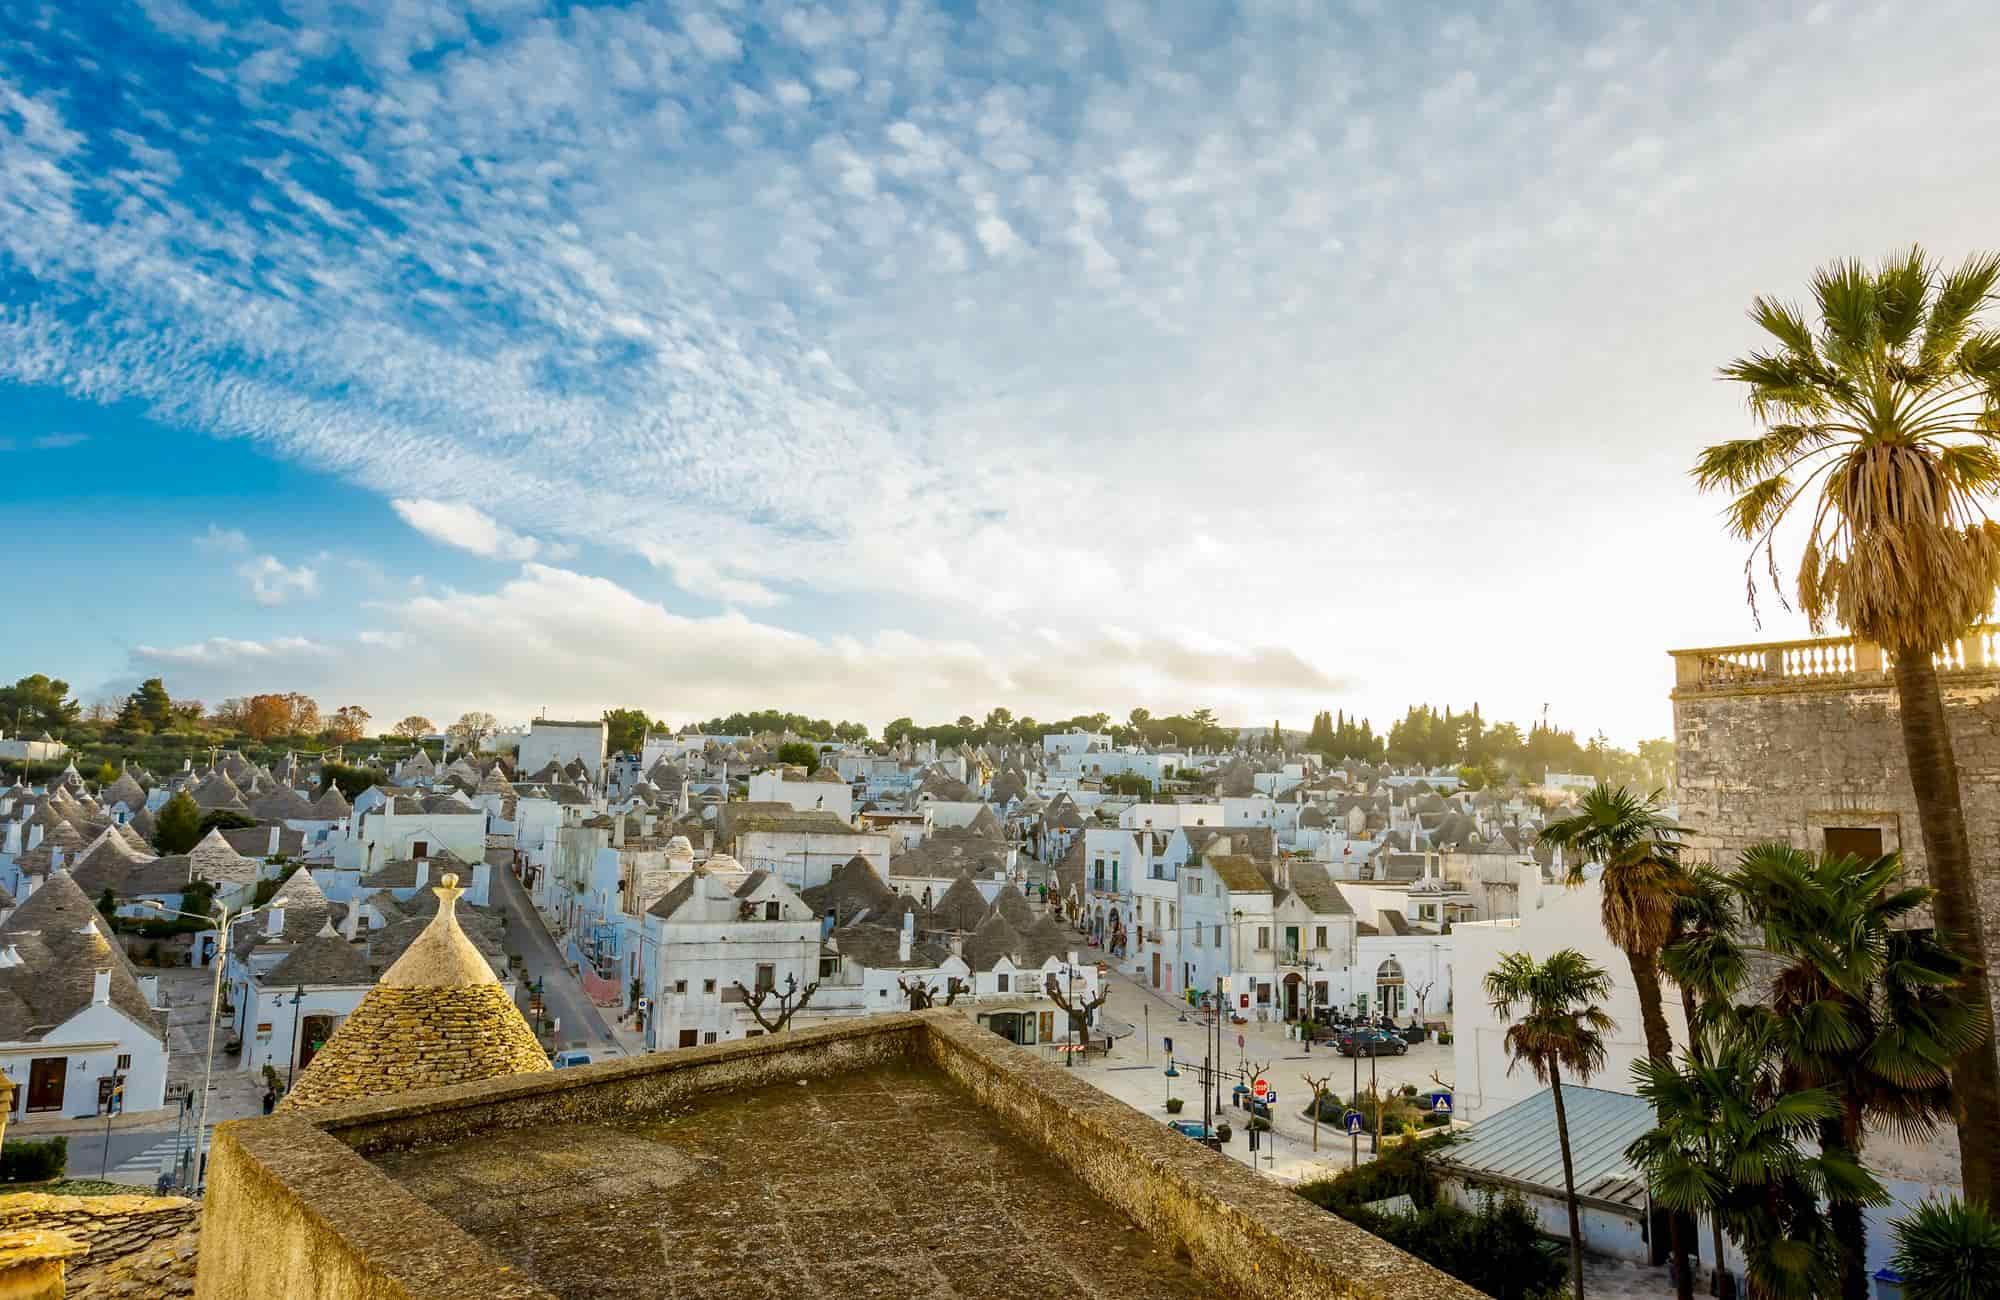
[1060,963,1459,1183]
[490,861,622,1056]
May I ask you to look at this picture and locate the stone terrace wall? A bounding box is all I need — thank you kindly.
[922,1014,1483,1300]
[196,1012,1483,1300]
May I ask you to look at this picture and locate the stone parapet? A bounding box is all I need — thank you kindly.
[1671,625,2000,698]
[195,1011,1482,1300]
[0,1193,197,1300]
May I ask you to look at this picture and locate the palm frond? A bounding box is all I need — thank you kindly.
[1811,258,1879,362]
[1874,245,1932,351]
[1921,249,2000,372]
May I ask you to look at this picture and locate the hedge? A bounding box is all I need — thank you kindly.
[0,1136,68,1183]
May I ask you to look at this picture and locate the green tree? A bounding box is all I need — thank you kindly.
[1484,949,1616,1300]
[884,717,914,745]
[1536,785,1695,1298]
[319,763,389,800]
[1695,247,2000,1200]
[775,742,816,770]
[117,677,173,733]
[1733,845,1984,1300]
[0,674,81,733]
[1629,1015,1877,1300]
[154,791,202,854]
[199,810,256,835]
[600,708,651,757]
[1102,772,1152,798]
[1892,1199,2000,1300]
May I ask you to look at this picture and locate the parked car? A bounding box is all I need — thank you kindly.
[1336,1029,1408,1058]
[551,1049,593,1069]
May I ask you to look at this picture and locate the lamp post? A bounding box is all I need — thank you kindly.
[285,985,307,1090]
[136,898,276,1191]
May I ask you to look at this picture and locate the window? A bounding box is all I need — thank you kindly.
[1255,981,1271,1005]
[1313,926,1327,950]
[1256,926,1271,950]
[1824,826,1885,861]
[116,1054,132,1070]
[703,1032,717,1044]
[997,973,1010,993]
[1193,925,1203,949]
[820,957,839,978]
[1213,925,1222,947]
[702,979,716,994]
[755,964,776,993]
[1152,901,1162,930]
[764,900,781,921]
[411,841,429,859]
[1186,874,1201,896]
[673,979,688,995]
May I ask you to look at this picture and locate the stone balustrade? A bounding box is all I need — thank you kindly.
[1671,625,2000,695]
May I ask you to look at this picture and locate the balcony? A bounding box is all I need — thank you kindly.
[1670,625,2000,697]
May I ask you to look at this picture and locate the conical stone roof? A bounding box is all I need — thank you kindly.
[279,873,549,1113]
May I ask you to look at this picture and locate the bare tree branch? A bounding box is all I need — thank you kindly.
[733,975,821,1033]
[1043,972,1107,1042]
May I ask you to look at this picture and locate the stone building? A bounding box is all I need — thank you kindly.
[279,872,547,1112]
[1671,626,2000,950]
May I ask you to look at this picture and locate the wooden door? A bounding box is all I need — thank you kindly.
[678,1029,699,1049]
[26,1057,65,1113]
[1151,952,1161,987]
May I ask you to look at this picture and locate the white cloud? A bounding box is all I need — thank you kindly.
[194,524,249,553]
[238,555,319,606]
[8,3,1968,741]
[637,543,783,608]
[30,432,88,448]
[390,498,570,562]
[127,564,1344,729]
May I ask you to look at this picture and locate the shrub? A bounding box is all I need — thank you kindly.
[1892,1198,2000,1300]
[0,1137,67,1184]
[1165,1097,1185,1114]
[1299,1164,1561,1300]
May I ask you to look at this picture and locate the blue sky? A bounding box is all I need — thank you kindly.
[6,0,2000,740]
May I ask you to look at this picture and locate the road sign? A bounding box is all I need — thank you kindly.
[1237,1033,1245,1049]
[1253,1077,1269,1101]
[1344,1110,1364,1135]
[1433,1095,1452,1114]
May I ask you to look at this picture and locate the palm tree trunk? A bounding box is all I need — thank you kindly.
[1892,647,2000,1205]
[1551,1065,1587,1300]
[1821,1113,1868,1300]
[1627,948,1692,1300]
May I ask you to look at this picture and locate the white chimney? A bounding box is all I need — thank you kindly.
[91,969,111,1005]
[264,906,285,937]
[898,910,913,963]
[269,825,281,856]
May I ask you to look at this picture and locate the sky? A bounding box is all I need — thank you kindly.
[5,0,2000,743]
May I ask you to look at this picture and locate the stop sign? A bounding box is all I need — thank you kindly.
[1253,1077,1269,1101]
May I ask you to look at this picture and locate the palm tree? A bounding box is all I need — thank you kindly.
[1630,1015,1883,1300]
[1659,864,1752,1283]
[1694,247,2000,1201]
[1732,844,1985,1300]
[1539,783,1695,1297]
[1485,948,1616,1300]
[1892,1198,2000,1300]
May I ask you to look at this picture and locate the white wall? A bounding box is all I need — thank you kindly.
[1451,877,1686,1125]
[520,722,608,776]
[2,1004,169,1119]
[746,771,854,821]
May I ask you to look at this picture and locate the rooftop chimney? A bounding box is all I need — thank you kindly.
[91,969,110,1005]
[264,905,286,938]
[898,910,913,963]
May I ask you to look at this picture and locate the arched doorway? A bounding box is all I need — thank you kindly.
[1376,957,1406,1020]
[1282,972,1303,1019]
[298,1014,337,1071]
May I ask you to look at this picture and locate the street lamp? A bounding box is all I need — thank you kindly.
[136,898,280,1190]
[285,985,307,1089]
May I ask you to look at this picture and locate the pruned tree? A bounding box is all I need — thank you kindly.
[734,973,819,1034]
[1304,1071,1334,1151]
[1044,972,1108,1044]
[898,974,966,1011]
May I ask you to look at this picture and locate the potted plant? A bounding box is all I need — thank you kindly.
[1215,1121,1232,1143]
[1165,1097,1185,1114]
